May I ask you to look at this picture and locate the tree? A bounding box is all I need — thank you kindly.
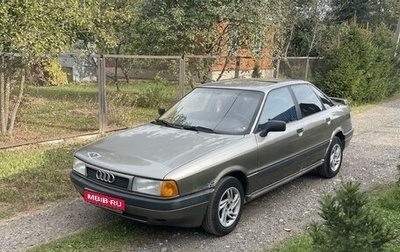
[309,181,396,252]
[328,0,400,28]
[0,0,80,136]
[133,0,270,55]
[267,0,313,77]
[77,0,139,85]
[286,0,330,57]
[132,0,271,82]
[328,0,371,24]
[312,23,400,103]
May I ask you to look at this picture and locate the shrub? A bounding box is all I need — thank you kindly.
[107,78,177,109]
[136,77,175,108]
[29,58,68,86]
[252,63,262,78]
[313,23,400,104]
[136,84,168,108]
[309,181,396,252]
[108,92,139,108]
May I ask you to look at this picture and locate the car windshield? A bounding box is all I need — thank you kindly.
[159,87,264,135]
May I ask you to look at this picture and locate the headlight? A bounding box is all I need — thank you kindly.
[73,158,86,176]
[132,177,179,197]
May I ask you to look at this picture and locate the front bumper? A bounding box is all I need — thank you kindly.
[70,172,212,227]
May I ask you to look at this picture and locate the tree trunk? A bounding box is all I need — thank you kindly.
[217,53,233,81]
[305,20,319,80]
[0,56,6,134]
[283,24,295,78]
[5,65,11,130]
[119,63,130,84]
[7,67,25,135]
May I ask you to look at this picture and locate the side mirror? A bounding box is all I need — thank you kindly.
[259,120,286,137]
[158,108,166,116]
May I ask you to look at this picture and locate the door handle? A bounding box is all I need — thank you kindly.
[326,117,331,125]
[297,128,304,136]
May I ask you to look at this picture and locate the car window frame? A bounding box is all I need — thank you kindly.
[253,86,299,133]
[289,83,325,119]
[308,84,335,109]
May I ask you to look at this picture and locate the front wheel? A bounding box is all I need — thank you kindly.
[202,176,244,236]
[317,136,343,178]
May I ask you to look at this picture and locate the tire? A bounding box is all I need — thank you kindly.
[317,136,343,178]
[202,176,244,236]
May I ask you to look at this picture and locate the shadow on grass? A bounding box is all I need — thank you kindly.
[26,119,99,132]
[25,85,99,103]
[0,144,83,220]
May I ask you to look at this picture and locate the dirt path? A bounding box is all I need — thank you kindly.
[1,99,399,252]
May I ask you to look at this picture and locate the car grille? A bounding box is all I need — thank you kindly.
[86,167,129,189]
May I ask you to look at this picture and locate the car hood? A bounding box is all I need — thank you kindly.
[75,123,243,179]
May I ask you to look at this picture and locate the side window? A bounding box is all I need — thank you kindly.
[291,84,324,117]
[310,85,335,109]
[258,87,297,129]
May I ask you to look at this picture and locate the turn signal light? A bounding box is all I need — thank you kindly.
[160,180,179,197]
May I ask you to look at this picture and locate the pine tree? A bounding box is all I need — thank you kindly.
[309,181,396,252]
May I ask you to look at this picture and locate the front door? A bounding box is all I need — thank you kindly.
[248,87,305,193]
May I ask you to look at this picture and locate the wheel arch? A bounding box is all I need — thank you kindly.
[323,129,345,158]
[334,131,345,146]
[212,166,248,199]
[330,128,345,146]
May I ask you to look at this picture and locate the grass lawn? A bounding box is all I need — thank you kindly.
[0,142,90,219]
[0,80,180,147]
[0,80,183,218]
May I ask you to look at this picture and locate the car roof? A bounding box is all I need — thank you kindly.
[200,78,309,92]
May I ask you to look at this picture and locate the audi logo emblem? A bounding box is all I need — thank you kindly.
[95,170,115,184]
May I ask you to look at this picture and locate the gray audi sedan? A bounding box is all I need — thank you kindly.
[70,79,353,236]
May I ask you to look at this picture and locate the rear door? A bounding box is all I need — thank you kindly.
[290,84,333,169]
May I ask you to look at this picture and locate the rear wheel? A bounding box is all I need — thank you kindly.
[317,136,343,178]
[202,176,244,236]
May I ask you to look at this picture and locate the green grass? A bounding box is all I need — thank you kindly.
[372,186,400,252]
[1,80,180,147]
[269,235,313,252]
[0,142,88,219]
[0,80,183,218]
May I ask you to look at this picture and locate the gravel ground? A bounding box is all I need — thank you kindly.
[1,98,399,252]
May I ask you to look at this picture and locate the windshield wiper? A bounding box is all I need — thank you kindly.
[182,125,215,133]
[152,119,180,129]
[153,120,214,133]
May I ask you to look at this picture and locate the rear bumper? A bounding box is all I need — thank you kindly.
[70,171,212,227]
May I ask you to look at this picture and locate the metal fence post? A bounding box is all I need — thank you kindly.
[234,56,240,78]
[98,54,107,133]
[305,57,310,80]
[179,55,185,99]
[275,57,281,78]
